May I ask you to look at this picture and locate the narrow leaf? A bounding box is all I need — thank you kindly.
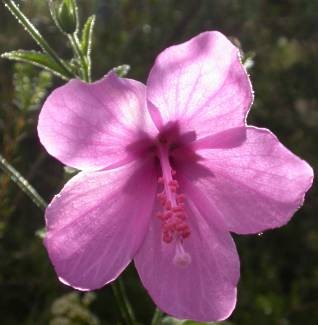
[1,50,69,79]
[113,64,131,77]
[3,0,48,52]
[81,15,96,56]
[3,0,73,78]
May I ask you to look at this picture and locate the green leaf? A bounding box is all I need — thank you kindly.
[3,0,49,52]
[35,228,46,239]
[1,50,69,79]
[81,15,96,57]
[3,0,73,79]
[49,0,79,34]
[113,64,131,77]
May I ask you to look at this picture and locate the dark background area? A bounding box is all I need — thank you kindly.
[0,0,317,324]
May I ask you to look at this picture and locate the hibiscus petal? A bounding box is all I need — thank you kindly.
[134,201,239,322]
[179,127,314,234]
[189,126,247,150]
[45,160,157,290]
[146,31,253,141]
[38,72,156,171]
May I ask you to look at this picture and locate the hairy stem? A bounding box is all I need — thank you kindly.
[69,33,89,82]
[3,0,73,78]
[0,153,47,211]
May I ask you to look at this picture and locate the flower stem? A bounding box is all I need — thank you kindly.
[112,278,137,325]
[0,153,47,211]
[151,308,164,325]
[3,0,73,79]
[68,33,90,82]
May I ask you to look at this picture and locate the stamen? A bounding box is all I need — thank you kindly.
[158,177,164,184]
[156,143,191,263]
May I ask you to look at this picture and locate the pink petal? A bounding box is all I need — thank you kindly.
[189,126,247,150]
[146,31,253,142]
[180,127,314,234]
[134,201,239,322]
[38,72,156,171]
[45,160,157,290]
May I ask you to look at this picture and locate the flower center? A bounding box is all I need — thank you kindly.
[156,142,191,267]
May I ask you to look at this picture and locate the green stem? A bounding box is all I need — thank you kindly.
[112,278,136,325]
[0,153,47,211]
[151,308,164,325]
[69,33,89,82]
[3,0,73,79]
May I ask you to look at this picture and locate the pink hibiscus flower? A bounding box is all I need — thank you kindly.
[38,31,313,322]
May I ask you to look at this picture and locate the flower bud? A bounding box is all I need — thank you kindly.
[50,0,78,34]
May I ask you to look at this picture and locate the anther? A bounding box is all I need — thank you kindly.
[168,180,179,187]
[162,211,172,220]
[158,177,164,184]
[165,200,172,210]
[170,186,177,193]
[157,193,164,200]
[163,232,173,243]
[177,194,185,203]
[175,212,186,220]
[181,230,191,238]
[172,206,184,213]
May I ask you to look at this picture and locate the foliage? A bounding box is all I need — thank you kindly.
[50,292,99,325]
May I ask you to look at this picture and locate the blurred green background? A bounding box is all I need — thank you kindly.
[0,0,317,324]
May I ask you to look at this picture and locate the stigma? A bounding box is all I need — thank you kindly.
[156,142,191,267]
